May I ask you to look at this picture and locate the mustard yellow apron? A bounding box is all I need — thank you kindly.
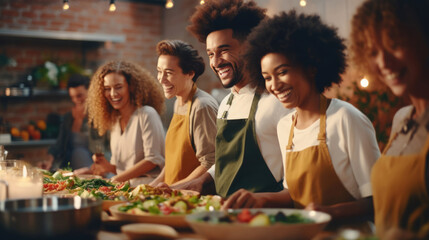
[164,85,200,185]
[372,131,429,238]
[285,95,355,208]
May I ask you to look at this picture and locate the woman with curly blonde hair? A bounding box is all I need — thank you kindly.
[350,0,429,238]
[87,60,166,183]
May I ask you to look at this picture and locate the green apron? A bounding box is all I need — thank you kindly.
[215,93,283,198]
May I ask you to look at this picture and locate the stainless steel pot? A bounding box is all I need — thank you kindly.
[0,196,102,239]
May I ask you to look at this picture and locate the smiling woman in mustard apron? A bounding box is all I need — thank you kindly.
[150,40,218,187]
[350,0,429,238]
[223,11,380,222]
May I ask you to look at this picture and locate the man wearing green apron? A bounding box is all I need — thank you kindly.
[173,0,292,198]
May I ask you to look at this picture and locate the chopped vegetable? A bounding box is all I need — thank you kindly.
[199,210,315,225]
[249,214,270,226]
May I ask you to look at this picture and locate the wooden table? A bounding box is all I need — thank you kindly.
[41,176,375,240]
[97,214,374,240]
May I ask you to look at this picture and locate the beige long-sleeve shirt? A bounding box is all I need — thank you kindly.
[173,88,218,169]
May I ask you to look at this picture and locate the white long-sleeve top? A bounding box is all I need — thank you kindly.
[278,99,380,199]
[110,106,165,174]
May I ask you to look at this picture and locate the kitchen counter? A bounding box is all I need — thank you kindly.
[2,139,55,165]
[97,177,374,240]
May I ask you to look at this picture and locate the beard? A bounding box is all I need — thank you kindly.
[217,61,244,89]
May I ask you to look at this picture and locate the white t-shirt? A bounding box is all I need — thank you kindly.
[277,99,380,199]
[110,106,165,174]
[207,84,293,182]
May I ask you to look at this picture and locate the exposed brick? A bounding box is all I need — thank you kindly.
[1,0,162,133]
[40,13,57,19]
[10,3,26,10]
[16,19,29,25]
[2,9,19,17]
[1,17,13,24]
[31,20,48,27]
[21,11,38,19]
[48,20,65,28]
[57,12,75,20]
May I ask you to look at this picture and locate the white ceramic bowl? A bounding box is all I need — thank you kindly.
[185,208,331,240]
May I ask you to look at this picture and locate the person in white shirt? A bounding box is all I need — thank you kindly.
[222,11,380,222]
[172,0,291,198]
[86,60,165,183]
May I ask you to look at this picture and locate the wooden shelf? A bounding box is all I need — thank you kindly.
[0,88,68,98]
[0,29,126,43]
[3,139,56,148]
[32,89,68,97]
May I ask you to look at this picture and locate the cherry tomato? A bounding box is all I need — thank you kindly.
[160,204,173,215]
[237,209,253,223]
[99,186,111,193]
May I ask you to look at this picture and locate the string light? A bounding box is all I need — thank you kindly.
[200,0,205,5]
[300,0,307,7]
[360,77,369,88]
[63,0,70,10]
[165,0,174,9]
[109,0,116,12]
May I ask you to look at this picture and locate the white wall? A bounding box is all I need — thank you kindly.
[160,0,367,100]
[255,0,365,40]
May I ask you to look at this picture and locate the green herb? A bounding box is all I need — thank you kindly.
[63,162,73,172]
[40,169,53,176]
[148,205,160,215]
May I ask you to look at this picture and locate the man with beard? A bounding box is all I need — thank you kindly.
[173,0,292,198]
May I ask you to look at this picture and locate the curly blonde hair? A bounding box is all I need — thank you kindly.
[350,0,429,83]
[87,60,165,135]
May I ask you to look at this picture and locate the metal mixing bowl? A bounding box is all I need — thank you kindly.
[0,196,102,239]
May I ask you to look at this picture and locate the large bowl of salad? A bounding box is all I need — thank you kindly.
[109,194,223,228]
[185,208,331,240]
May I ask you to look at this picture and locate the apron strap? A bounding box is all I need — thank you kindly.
[381,106,415,155]
[286,114,297,150]
[421,135,429,158]
[186,84,197,117]
[221,93,235,119]
[249,93,261,120]
[287,95,328,150]
[317,95,328,142]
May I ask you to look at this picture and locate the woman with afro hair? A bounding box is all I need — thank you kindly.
[87,60,165,184]
[223,11,380,223]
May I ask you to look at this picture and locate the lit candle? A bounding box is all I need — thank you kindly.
[0,165,43,200]
[7,177,43,200]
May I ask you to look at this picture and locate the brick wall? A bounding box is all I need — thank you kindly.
[0,0,164,163]
[0,0,164,127]
[0,0,163,83]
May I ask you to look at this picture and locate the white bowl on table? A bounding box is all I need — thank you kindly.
[185,208,331,240]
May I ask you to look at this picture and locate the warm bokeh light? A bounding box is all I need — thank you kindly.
[165,0,174,9]
[109,3,116,12]
[63,1,69,10]
[300,0,307,7]
[200,0,205,5]
[360,78,369,88]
